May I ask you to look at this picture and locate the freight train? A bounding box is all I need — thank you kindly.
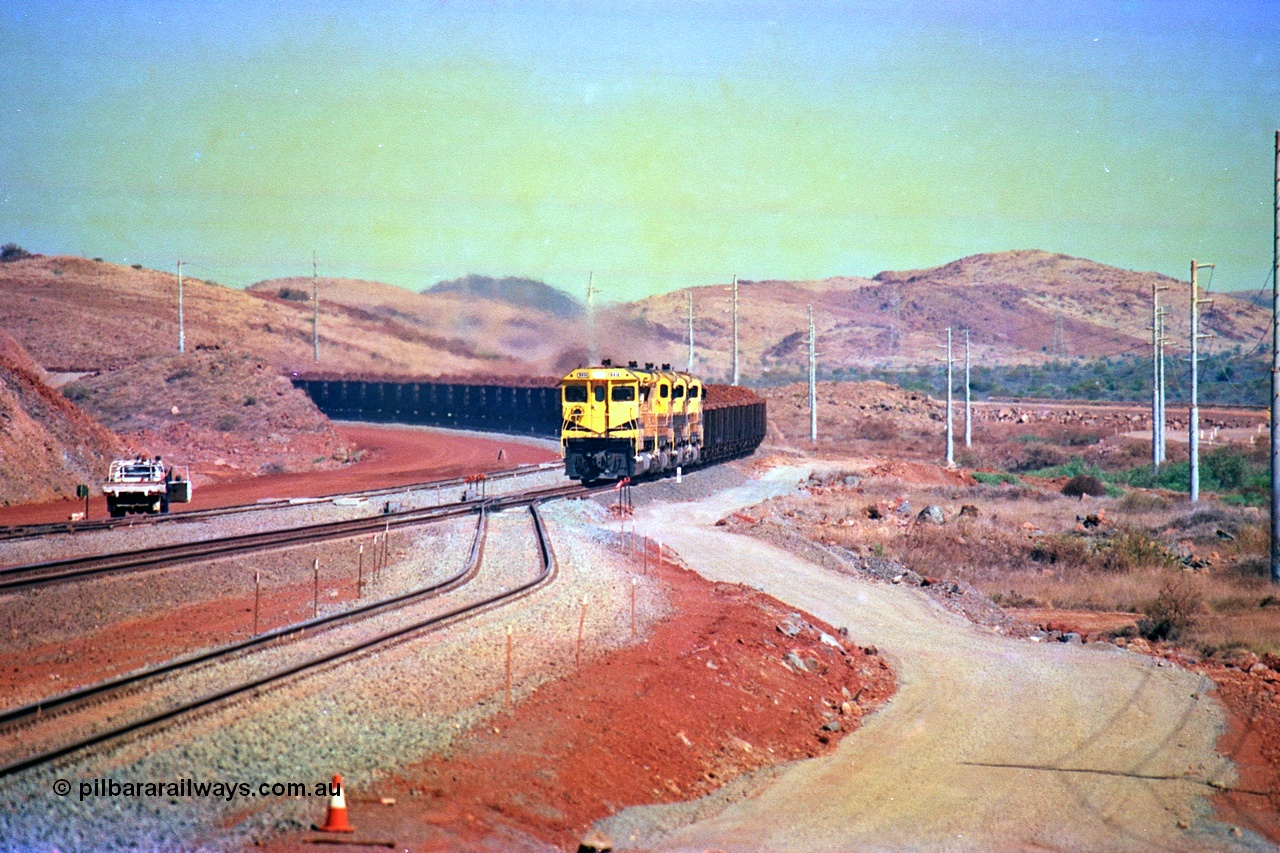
[560,360,766,483]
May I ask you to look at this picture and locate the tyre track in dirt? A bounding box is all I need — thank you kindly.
[609,466,1271,852]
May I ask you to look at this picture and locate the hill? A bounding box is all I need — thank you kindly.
[612,251,1270,383]
[424,274,582,318]
[0,330,123,505]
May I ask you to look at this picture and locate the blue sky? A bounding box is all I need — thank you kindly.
[2,1,1278,300]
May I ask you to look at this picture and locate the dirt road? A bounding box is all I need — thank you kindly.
[611,467,1269,852]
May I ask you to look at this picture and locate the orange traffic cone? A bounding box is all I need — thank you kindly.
[314,773,354,833]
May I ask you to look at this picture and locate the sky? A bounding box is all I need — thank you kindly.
[2,0,1278,302]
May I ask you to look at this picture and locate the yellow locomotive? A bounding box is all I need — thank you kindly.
[560,360,703,482]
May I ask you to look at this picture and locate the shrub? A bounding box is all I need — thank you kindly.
[60,383,89,402]
[216,414,238,431]
[972,471,1020,486]
[243,395,257,406]
[1062,474,1107,497]
[1097,529,1174,573]
[1138,576,1202,641]
[0,243,32,262]
[1117,490,1171,512]
[278,287,310,302]
[1028,534,1093,570]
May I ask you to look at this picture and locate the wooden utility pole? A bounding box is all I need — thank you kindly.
[1151,282,1168,470]
[1189,259,1214,503]
[586,271,597,365]
[177,260,185,354]
[1271,130,1280,585]
[731,274,740,386]
[963,328,972,448]
[807,305,817,442]
[687,289,695,372]
[312,251,320,363]
[940,328,954,467]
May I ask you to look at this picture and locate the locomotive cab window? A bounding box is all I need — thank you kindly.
[563,383,588,403]
[660,384,669,398]
[673,386,685,399]
[611,385,636,402]
[594,385,606,402]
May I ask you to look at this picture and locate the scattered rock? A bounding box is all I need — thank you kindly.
[783,652,809,672]
[821,719,841,732]
[777,620,802,638]
[958,504,979,519]
[917,505,945,524]
[578,828,614,852]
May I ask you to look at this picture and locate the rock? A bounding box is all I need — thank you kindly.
[784,652,809,672]
[819,632,844,650]
[777,621,802,638]
[959,504,979,519]
[843,475,860,487]
[1249,662,1269,676]
[917,505,945,524]
[862,645,878,656]
[578,829,614,852]
[821,719,841,732]
[895,499,911,515]
[1063,632,1083,645]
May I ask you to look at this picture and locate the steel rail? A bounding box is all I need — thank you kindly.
[0,481,591,592]
[0,462,560,543]
[0,495,560,779]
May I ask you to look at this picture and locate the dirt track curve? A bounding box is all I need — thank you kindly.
[611,467,1271,853]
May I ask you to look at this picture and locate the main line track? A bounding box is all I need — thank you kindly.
[0,481,591,593]
[0,462,559,543]
[0,496,562,779]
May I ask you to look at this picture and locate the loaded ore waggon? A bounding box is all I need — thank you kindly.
[559,360,766,483]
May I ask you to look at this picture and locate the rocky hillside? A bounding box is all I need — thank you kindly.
[61,349,349,484]
[610,250,1269,382]
[0,330,123,505]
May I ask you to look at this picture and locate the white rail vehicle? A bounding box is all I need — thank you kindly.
[102,458,192,517]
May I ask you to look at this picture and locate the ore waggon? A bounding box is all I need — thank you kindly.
[559,360,766,483]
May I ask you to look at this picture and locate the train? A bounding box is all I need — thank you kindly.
[559,360,766,483]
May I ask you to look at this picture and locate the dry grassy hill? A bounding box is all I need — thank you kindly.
[615,251,1269,381]
[0,330,123,505]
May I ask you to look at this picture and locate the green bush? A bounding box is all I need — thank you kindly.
[972,471,1020,486]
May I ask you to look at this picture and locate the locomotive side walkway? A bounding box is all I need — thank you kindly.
[613,466,1267,852]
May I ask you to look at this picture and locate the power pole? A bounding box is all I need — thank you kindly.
[939,327,954,467]
[1270,129,1279,585]
[177,260,185,354]
[1151,282,1168,470]
[586,271,597,365]
[808,305,817,442]
[312,251,320,364]
[963,328,972,448]
[731,274,740,386]
[687,289,695,373]
[1189,259,1214,502]
[888,285,901,357]
[1158,303,1168,463]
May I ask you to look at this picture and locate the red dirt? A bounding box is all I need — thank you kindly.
[0,425,559,528]
[1,571,361,710]
[258,550,895,852]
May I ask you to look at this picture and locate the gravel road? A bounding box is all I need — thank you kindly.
[610,465,1272,852]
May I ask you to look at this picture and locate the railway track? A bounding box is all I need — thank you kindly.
[0,480,590,593]
[0,462,559,543]
[0,494,563,779]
